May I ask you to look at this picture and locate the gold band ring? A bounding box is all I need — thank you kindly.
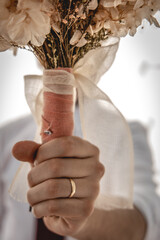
[69,178,76,198]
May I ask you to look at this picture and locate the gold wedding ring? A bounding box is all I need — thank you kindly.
[69,178,76,198]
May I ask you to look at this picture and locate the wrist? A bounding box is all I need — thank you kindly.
[71,208,102,240]
[71,206,147,240]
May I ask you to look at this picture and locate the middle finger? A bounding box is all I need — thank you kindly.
[28,157,97,187]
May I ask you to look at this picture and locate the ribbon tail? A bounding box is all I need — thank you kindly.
[24,75,43,133]
[76,76,134,210]
[9,162,30,202]
[9,75,43,202]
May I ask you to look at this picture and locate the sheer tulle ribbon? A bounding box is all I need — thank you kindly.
[9,37,134,210]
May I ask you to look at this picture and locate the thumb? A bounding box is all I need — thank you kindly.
[12,141,40,163]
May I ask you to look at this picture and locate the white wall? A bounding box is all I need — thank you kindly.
[99,18,160,178]
[0,18,160,177]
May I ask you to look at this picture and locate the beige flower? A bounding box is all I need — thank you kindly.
[70,30,82,45]
[0,0,17,14]
[0,0,9,17]
[87,0,98,11]
[133,0,144,10]
[93,0,160,37]
[76,37,87,47]
[18,0,45,9]
[52,22,60,33]
[40,0,61,33]
[70,30,87,47]
[0,0,51,46]
[0,35,11,52]
[100,0,123,8]
[0,1,53,46]
[0,1,18,43]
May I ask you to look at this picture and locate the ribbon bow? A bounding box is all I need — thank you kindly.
[10,37,134,210]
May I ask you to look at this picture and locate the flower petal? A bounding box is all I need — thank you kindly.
[87,0,98,10]
[0,35,11,52]
[70,30,82,45]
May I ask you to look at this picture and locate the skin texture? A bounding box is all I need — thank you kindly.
[12,137,146,239]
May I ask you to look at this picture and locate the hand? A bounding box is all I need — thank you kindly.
[13,137,104,236]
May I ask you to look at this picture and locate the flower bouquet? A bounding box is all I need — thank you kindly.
[0,0,160,210]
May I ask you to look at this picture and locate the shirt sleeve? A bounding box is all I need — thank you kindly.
[129,122,160,240]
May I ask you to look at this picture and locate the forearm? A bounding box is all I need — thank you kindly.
[73,206,146,240]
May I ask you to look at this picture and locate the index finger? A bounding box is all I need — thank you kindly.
[36,136,99,164]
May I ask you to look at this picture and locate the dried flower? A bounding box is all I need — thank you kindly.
[0,0,51,46]
[0,0,159,68]
[92,0,160,37]
[87,0,98,10]
[0,35,11,52]
[0,0,17,42]
[70,30,83,45]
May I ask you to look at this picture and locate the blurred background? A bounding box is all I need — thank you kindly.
[0,16,160,189]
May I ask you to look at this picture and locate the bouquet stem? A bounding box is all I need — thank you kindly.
[41,69,75,143]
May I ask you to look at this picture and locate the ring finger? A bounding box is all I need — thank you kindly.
[27,177,99,206]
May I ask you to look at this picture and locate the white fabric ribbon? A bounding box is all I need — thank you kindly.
[9,37,134,210]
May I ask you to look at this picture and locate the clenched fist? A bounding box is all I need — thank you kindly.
[12,136,104,236]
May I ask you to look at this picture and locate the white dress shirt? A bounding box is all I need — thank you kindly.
[0,108,160,240]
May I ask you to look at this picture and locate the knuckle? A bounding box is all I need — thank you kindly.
[47,201,57,215]
[61,136,75,156]
[93,145,100,157]
[96,162,105,178]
